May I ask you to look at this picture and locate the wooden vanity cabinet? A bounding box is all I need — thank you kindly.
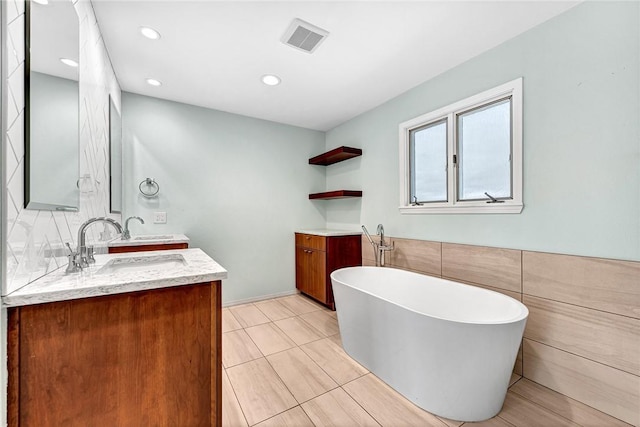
[8,282,222,427]
[295,233,362,309]
[108,242,188,253]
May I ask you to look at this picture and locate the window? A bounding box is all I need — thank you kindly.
[399,78,523,214]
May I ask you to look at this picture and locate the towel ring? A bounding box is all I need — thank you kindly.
[139,178,160,198]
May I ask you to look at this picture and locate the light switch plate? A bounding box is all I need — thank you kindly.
[153,212,167,224]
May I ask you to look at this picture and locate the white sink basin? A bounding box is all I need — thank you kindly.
[132,235,175,241]
[97,254,187,275]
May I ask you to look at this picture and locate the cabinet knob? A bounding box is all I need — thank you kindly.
[305,236,310,240]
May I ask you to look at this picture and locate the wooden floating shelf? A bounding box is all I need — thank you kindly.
[309,190,363,200]
[309,146,362,166]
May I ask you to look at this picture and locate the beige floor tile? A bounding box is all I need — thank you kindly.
[463,417,516,427]
[267,347,338,403]
[245,323,296,356]
[497,392,580,427]
[509,379,631,427]
[327,332,342,348]
[301,388,381,427]
[255,299,296,321]
[508,373,522,387]
[222,369,248,427]
[299,310,340,336]
[222,329,263,367]
[277,295,322,315]
[226,358,297,426]
[254,406,314,427]
[300,294,330,311]
[274,317,324,346]
[438,416,463,427]
[300,338,368,385]
[222,308,243,333]
[221,296,613,427]
[229,303,270,328]
[342,374,448,427]
[326,309,338,319]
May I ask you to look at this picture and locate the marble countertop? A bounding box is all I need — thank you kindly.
[108,233,190,247]
[296,229,363,237]
[2,248,227,307]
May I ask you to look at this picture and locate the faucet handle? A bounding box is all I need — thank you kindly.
[65,252,82,273]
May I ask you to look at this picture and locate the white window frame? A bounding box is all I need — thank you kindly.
[399,78,523,214]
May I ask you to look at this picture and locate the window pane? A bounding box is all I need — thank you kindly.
[410,120,447,203]
[457,98,511,201]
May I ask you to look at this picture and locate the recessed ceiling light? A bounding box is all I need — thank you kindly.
[146,78,162,87]
[33,0,49,4]
[60,58,78,67]
[139,26,161,40]
[262,74,281,86]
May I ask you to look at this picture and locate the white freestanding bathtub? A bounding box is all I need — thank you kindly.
[331,266,528,422]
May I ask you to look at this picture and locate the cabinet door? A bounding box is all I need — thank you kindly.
[9,283,220,426]
[296,247,326,303]
[295,246,308,293]
[306,249,327,302]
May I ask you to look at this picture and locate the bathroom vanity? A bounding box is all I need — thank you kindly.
[295,230,362,309]
[107,233,190,253]
[4,249,227,426]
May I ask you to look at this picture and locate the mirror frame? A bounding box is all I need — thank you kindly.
[24,0,80,212]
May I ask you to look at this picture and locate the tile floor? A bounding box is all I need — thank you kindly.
[222,294,630,427]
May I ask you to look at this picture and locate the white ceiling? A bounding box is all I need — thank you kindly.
[92,1,579,131]
[31,0,78,80]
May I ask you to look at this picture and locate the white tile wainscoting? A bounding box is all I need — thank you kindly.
[2,0,121,295]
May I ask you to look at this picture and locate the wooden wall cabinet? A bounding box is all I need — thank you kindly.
[295,233,362,309]
[8,282,222,427]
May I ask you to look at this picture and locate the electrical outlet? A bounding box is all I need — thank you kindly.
[153,212,167,224]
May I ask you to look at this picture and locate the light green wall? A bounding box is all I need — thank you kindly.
[325,1,640,261]
[122,93,327,304]
[122,2,639,309]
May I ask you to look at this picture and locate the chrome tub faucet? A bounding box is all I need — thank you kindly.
[362,224,394,267]
[377,223,386,247]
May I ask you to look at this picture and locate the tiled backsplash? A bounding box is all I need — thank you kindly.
[362,236,640,425]
[2,0,121,295]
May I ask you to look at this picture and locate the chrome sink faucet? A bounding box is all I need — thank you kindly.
[67,217,123,272]
[122,216,145,240]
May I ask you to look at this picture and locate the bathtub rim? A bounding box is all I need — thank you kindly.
[331,266,528,325]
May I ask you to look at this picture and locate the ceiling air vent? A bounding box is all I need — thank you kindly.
[281,18,329,54]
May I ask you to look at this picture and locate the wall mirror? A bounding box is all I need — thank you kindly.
[25,0,80,211]
[109,95,122,213]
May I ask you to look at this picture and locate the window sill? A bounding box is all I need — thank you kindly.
[399,202,523,214]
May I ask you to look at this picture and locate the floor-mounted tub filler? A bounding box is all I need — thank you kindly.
[331,266,528,422]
